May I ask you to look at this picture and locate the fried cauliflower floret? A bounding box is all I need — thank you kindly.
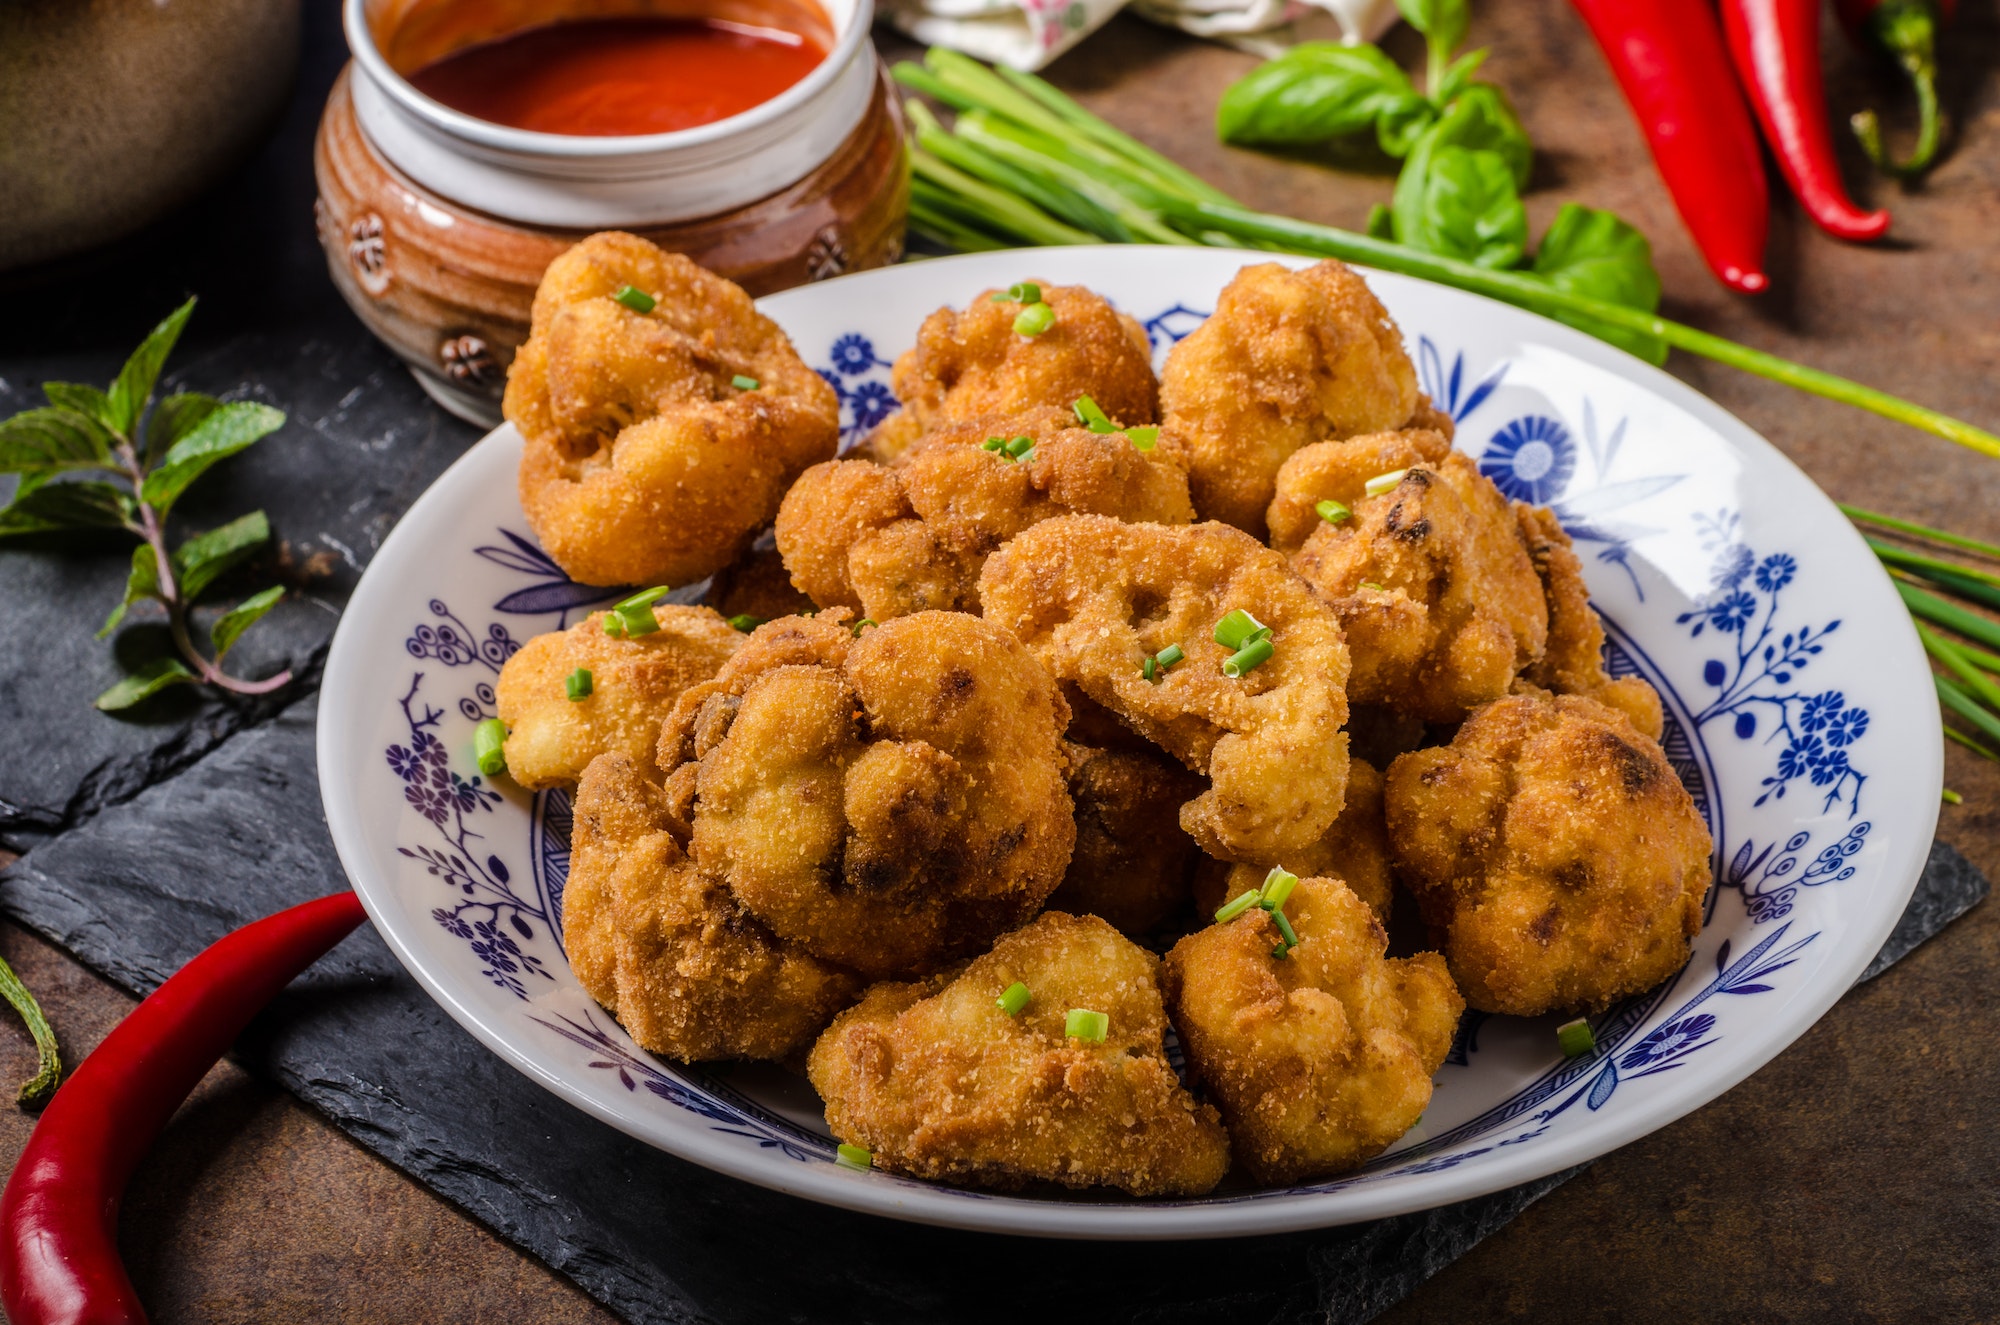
[1162,877,1462,1184]
[506,232,839,587]
[494,606,742,790]
[1514,505,1665,741]
[979,516,1352,861]
[1385,692,1712,1016]
[1048,742,1204,935]
[1193,758,1396,922]
[1275,431,1548,724]
[659,611,1075,980]
[1160,261,1423,537]
[808,912,1230,1195]
[776,416,1194,619]
[563,754,858,1061]
[860,283,1159,464]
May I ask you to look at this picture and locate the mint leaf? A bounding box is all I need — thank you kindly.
[1428,83,1532,189]
[0,481,136,536]
[108,298,196,439]
[1531,203,1668,364]
[138,401,284,515]
[42,383,117,429]
[174,509,271,603]
[147,391,224,467]
[94,655,197,711]
[210,585,284,660]
[99,544,164,638]
[1216,44,1433,156]
[1392,144,1527,269]
[0,407,116,475]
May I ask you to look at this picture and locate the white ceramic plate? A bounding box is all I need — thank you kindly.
[318,246,1940,1239]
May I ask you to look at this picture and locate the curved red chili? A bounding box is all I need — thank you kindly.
[1837,0,1953,178]
[1723,0,1890,242]
[0,892,367,1325]
[1570,0,1771,294]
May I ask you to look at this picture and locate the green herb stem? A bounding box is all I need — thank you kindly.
[0,954,60,1109]
[1842,504,2000,562]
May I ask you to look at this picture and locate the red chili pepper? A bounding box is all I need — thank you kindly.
[1571,0,1771,294]
[1723,0,1890,242]
[0,893,367,1325]
[1837,0,1953,178]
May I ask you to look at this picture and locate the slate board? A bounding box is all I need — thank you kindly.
[0,697,1984,1325]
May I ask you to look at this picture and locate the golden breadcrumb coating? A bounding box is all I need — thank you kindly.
[1276,431,1548,724]
[1162,876,1462,1185]
[1193,758,1396,922]
[775,414,1193,620]
[564,753,858,1062]
[1048,741,1204,935]
[808,911,1230,1195]
[978,515,1352,861]
[860,282,1159,464]
[494,606,742,790]
[704,542,816,625]
[1384,692,1712,1016]
[1513,505,1665,741]
[658,611,1075,980]
[506,232,838,587]
[1160,261,1422,536]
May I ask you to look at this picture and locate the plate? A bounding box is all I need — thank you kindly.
[318,246,1940,1239]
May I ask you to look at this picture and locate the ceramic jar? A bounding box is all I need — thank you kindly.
[314,0,908,425]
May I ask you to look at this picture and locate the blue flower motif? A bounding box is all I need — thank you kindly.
[386,744,424,781]
[1777,735,1824,781]
[1705,590,1757,633]
[432,908,473,939]
[828,334,878,376]
[847,381,897,431]
[413,729,447,766]
[1809,747,1851,787]
[471,919,522,975]
[405,780,452,825]
[449,772,485,814]
[1798,691,1845,733]
[1754,553,1796,593]
[1619,1014,1716,1069]
[1711,544,1755,591]
[1479,415,1575,504]
[1824,705,1869,747]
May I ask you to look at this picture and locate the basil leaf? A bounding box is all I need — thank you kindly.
[99,544,164,638]
[1429,83,1532,189]
[42,383,117,429]
[0,407,115,474]
[174,509,272,603]
[1377,99,1439,158]
[1531,203,1668,364]
[1216,44,1432,155]
[1397,0,1469,53]
[94,655,198,711]
[1393,144,1527,269]
[211,585,285,660]
[1433,48,1488,107]
[147,391,224,467]
[0,480,136,536]
[108,298,196,439]
[138,401,284,515]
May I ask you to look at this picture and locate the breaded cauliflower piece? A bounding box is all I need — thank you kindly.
[659,611,1075,979]
[1048,741,1204,935]
[1513,505,1665,741]
[1384,692,1712,1015]
[978,515,1351,861]
[808,911,1230,1195]
[495,606,742,790]
[1159,261,1425,537]
[1162,876,1462,1184]
[776,414,1194,619]
[859,283,1159,464]
[506,232,839,587]
[563,753,858,1061]
[1275,431,1548,724]
[1193,757,1396,922]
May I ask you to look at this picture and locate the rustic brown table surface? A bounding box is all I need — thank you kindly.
[3,1,1998,1320]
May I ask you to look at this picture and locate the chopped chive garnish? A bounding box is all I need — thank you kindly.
[1270,909,1300,951]
[731,374,760,391]
[616,586,671,612]
[1215,889,1261,923]
[1557,1017,1596,1058]
[1360,581,1386,592]
[1316,499,1351,524]
[1155,643,1185,669]
[727,613,763,633]
[1222,637,1274,678]
[835,1143,873,1170]
[1943,787,1964,805]
[1065,1008,1109,1042]
[1143,656,1158,682]
[1072,394,1117,433]
[565,668,593,701]
[997,281,1043,304]
[997,982,1031,1016]
[852,617,878,636]
[612,285,656,313]
[1126,425,1159,451]
[983,436,1006,451]
[1364,469,1408,497]
[1260,867,1298,911]
[1212,608,1267,650]
[611,586,669,637]
[603,614,625,638]
[1014,302,1055,336]
[1005,434,1035,458]
[474,718,508,777]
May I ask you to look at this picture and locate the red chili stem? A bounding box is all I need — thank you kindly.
[1723,0,1890,241]
[1570,0,1772,294]
[0,893,367,1325]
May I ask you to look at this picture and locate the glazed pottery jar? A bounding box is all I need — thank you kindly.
[315,0,908,424]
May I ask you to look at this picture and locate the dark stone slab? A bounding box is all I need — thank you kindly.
[1857,838,1987,984]
[1,697,1983,1325]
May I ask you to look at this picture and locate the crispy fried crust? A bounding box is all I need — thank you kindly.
[1192,758,1396,922]
[859,283,1159,464]
[659,611,1075,979]
[494,606,742,790]
[1384,692,1712,1015]
[506,233,838,586]
[1160,261,1421,537]
[704,542,817,624]
[1513,505,1665,740]
[808,912,1231,1195]
[1048,741,1204,935]
[979,515,1352,861]
[564,754,858,1061]
[1162,877,1462,1184]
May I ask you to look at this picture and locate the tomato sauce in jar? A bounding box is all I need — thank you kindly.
[407,15,827,137]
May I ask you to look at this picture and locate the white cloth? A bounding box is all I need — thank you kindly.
[881,0,1399,71]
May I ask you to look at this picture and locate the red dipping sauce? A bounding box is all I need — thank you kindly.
[407,16,827,137]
